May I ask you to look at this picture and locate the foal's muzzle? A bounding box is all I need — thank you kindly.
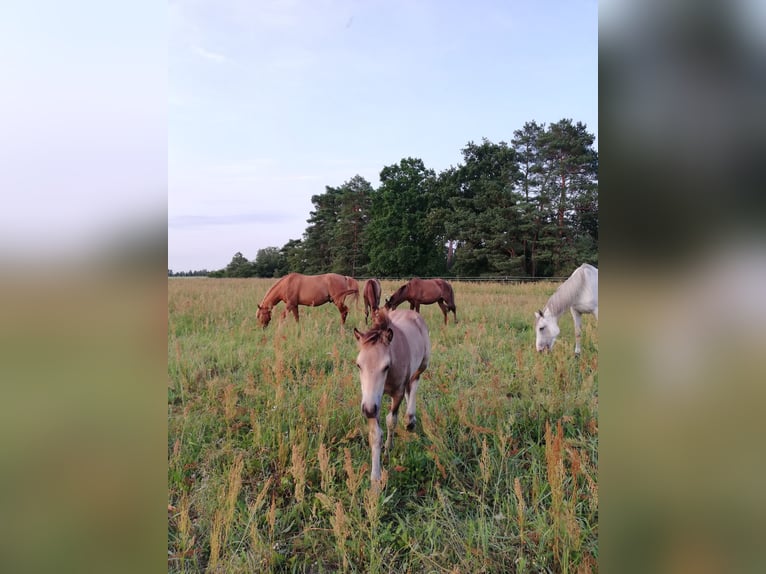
[361,403,378,419]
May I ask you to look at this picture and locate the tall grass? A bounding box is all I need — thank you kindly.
[168,278,598,573]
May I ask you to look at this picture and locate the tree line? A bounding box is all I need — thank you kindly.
[169,119,597,279]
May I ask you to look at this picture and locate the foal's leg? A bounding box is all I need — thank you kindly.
[367,416,383,483]
[385,392,405,455]
[571,308,583,355]
[405,369,425,431]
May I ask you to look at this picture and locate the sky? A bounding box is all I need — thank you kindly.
[168,0,598,272]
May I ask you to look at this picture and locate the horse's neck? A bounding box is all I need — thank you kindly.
[543,303,566,319]
[261,281,284,309]
[390,288,405,305]
[545,273,582,317]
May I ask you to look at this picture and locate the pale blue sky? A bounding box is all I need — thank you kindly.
[168,0,597,272]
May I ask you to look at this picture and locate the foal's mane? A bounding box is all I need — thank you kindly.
[358,309,392,345]
[545,266,587,317]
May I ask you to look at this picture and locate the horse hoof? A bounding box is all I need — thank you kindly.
[406,418,416,431]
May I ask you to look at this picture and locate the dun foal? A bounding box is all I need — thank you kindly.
[353,309,430,485]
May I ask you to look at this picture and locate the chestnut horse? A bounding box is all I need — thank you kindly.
[385,278,458,325]
[363,278,382,324]
[256,273,359,327]
[353,308,430,485]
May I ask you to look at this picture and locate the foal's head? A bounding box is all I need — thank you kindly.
[534,309,560,352]
[353,311,394,420]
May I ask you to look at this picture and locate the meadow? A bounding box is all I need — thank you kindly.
[168,278,598,573]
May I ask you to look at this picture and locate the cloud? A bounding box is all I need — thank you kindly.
[194,46,227,63]
[169,212,288,228]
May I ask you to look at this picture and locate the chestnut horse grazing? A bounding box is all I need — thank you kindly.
[385,278,458,325]
[535,263,598,354]
[354,309,430,485]
[256,273,359,327]
[363,278,382,324]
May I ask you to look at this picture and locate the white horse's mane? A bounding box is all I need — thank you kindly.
[544,264,593,317]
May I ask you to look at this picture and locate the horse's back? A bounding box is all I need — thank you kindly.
[574,264,598,312]
[389,309,431,367]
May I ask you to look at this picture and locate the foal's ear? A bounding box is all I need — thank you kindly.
[383,328,394,344]
[353,328,363,341]
[534,310,543,319]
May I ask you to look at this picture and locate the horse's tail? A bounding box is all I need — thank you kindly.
[445,280,457,311]
[346,276,360,310]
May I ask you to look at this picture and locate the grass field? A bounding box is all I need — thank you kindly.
[168,278,598,573]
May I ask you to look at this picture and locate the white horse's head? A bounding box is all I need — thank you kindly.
[534,309,560,352]
[353,325,393,419]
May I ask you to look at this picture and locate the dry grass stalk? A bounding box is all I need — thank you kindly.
[248,479,274,570]
[223,383,237,423]
[332,500,350,571]
[364,484,381,530]
[177,492,195,556]
[317,391,330,430]
[343,447,364,502]
[579,450,598,512]
[318,442,335,492]
[249,411,262,448]
[513,477,525,544]
[479,437,491,490]
[267,495,277,539]
[207,453,244,572]
[545,420,565,563]
[291,443,307,503]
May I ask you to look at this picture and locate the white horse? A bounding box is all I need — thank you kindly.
[534,263,598,354]
[353,308,430,485]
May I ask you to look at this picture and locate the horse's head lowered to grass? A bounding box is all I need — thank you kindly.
[534,264,598,354]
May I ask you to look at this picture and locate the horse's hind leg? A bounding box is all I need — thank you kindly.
[337,302,349,326]
[437,300,449,325]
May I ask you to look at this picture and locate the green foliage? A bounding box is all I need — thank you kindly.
[168,279,599,573]
[438,139,525,276]
[365,158,446,277]
[224,252,256,278]
[302,175,374,276]
[253,247,286,278]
